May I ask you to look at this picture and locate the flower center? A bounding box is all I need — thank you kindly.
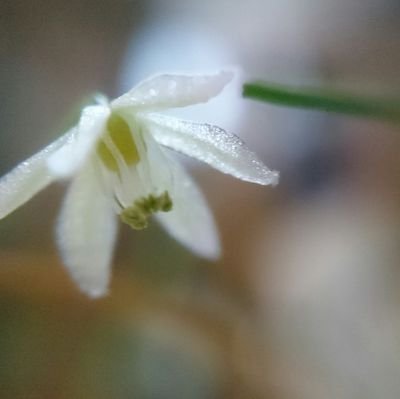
[94,113,173,229]
[120,191,173,230]
[96,113,140,172]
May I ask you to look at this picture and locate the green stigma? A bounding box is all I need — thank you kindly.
[97,113,140,172]
[120,191,173,230]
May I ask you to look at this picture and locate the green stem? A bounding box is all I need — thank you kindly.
[243,82,400,123]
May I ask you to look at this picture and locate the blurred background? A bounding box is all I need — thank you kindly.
[1,0,400,398]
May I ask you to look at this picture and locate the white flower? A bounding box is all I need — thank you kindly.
[0,71,278,298]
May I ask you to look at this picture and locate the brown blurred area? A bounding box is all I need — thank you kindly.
[1,1,400,398]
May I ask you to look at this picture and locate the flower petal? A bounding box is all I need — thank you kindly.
[57,161,117,298]
[111,70,233,111]
[47,105,110,178]
[155,153,220,260]
[140,114,279,185]
[0,128,76,219]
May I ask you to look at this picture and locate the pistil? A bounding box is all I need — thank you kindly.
[97,113,140,172]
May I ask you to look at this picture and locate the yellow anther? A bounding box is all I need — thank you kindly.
[120,191,173,230]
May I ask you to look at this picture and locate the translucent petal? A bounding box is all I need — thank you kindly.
[155,152,220,260]
[140,114,279,185]
[0,127,76,219]
[47,105,110,178]
[57,162,117,298]
[111,70,233,111]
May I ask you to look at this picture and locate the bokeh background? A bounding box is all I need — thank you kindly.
[1,0,400,398]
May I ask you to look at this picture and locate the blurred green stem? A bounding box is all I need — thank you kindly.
[243,82,400,123]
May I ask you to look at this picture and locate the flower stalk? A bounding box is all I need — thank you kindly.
[243,81,400,123]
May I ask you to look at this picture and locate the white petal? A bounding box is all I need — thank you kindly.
[0,127,76,219]
[155,153,220,260]
[111,70,233,111]
[47,105,110,178]
[57,162,117,298]
[140,114,279,185]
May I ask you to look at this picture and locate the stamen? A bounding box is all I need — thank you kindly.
[120,191,173,230]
